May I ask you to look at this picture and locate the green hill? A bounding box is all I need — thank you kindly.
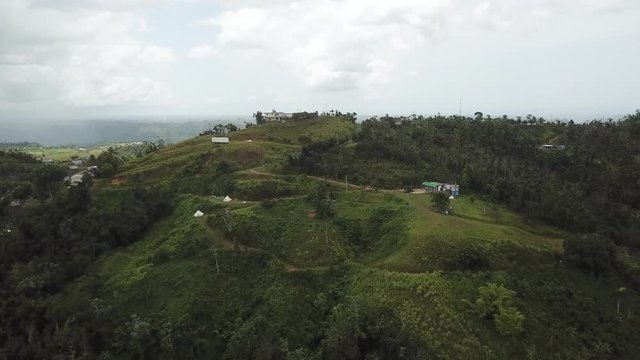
[231,116,356,144]
[8,115,639,359]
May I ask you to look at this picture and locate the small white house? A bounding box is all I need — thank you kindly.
[70,173,85,186]
[212,137,230,144]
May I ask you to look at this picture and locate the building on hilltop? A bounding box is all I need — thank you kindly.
[263,110,294,122]
[422,181,460,197]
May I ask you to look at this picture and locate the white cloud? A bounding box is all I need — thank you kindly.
[60,44,173,106]
[0,0,173,106]
[186,44,218,59]
[193,16,218,27]
[471,0,639,31]
[472,1,514,31]
[27,0,168,12]
[212,0,450,92]
[1,0,638,118]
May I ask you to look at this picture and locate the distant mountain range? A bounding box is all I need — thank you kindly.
[0,118,251,146]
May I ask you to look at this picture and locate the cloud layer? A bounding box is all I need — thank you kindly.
[206,0,449,91]
[0,0,638,117]
[190,0,637,94]
[0,0,173,106]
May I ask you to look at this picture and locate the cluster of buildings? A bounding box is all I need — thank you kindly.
[65,166,98,186]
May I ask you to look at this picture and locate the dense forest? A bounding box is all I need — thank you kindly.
[1,113,639,359]
[290,112,640,249]
[0,150,173,358]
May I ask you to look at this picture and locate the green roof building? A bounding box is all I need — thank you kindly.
[422,181,460,196]
[422,181,441,189]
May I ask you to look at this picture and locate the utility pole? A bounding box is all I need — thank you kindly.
[325,224,329,247]
[459,98,462,116]
[210,247,220,273]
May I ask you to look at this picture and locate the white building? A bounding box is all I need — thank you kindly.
[263,110,294,122]
[70,173,85,186]
[212,137,230,144]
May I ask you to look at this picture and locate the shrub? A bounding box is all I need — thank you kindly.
[563,234,618,276]
[151,247,171,265]
[415,239,489,272]
[494,306,525,336]
[475,282,525,336]
[12,182,33,199]
[431,192,450,213]
[447,245,489,271]
[235,179,301,200]
[475,283,515,319]
[261,199,276,209]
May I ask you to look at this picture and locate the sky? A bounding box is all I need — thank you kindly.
[0,0,639,121]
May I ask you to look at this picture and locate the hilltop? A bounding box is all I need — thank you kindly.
[3,114,640,359]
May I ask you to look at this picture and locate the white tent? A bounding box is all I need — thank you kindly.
[194,210,204,217]
[223,196,232,203]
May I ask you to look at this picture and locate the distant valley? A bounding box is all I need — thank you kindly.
[0,117,249,146]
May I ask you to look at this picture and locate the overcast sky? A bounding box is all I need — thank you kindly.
[1,0,639,121]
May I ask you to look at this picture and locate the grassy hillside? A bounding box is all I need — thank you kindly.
[45,117,640,359]
[231,116,356,144]
[118,116,355,186]
[376,192,567,272]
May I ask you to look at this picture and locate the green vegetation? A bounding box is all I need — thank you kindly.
[2,113,640,359]
[23,146,104,161]
[233,116,356,144]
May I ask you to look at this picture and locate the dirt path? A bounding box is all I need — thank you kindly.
[248,169,363,190]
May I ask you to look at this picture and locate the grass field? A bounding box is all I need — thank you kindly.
[116,117,355,193]
[231,116,357,144]
[375,191,566,272]
[13,143,147,162]
[22,146,104,161]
